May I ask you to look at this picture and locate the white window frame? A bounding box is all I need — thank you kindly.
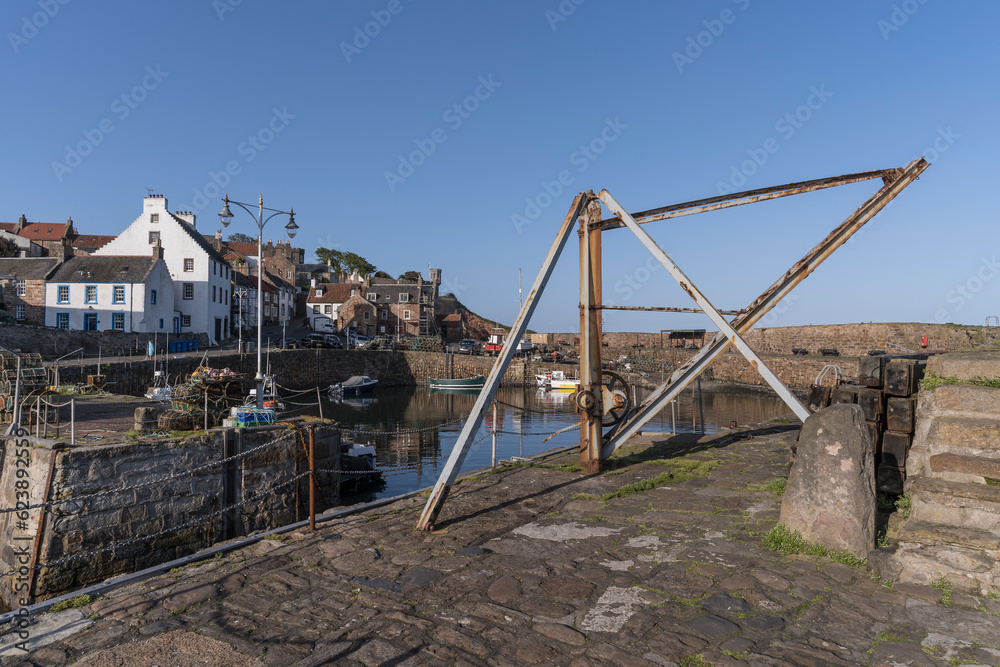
[183,283,194,300]
[15,280,25,296]
[112,313,124,331]
[184,258,194,272]
[15,304,25,320]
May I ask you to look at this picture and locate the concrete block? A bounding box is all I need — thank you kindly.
[807,385,831,413]
[928,351,1000,383]
[859,355,884,387]
[885,360,926,397]
[886,397,917,433]
[832,386,859,405]
[877,464,905,495]
[882,431,912,468]
[858,388,884,421]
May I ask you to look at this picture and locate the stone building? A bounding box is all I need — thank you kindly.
[0,257,60,324]
[0,215,76,256]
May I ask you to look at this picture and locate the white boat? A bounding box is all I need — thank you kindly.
[535,371,553,387]
[330,375,378,395]
[548,370,580,392]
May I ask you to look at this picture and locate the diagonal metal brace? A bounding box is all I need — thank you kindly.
[598,190,810,422]
[602,157,930,459]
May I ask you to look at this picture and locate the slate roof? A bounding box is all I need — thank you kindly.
[49,256,157,283]
[0,257,60,280]
[365,283,432,304]
[73,234,116,252]
[296,263,329,275]
[307,283,353,304]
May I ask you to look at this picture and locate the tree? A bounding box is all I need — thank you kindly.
[398,270,421,281]
[315,247,343,273]
[314,248,377,277]
[227,232,256,243]
[0,236,18,258]
[373,271,391,279]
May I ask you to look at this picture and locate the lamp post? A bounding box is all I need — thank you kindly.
[218,195,298,408]
[234,286,248,354]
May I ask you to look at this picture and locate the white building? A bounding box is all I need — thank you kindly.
[306,283,351,330]
[95,195,232,343]
[44,251,174,333]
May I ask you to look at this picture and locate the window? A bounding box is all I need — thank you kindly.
[324,305,332,314]
[380,310,388,320]
[159,318,164,329]
[399,293,409,302]
[57,313,68,329]
[57,285,69,303]
[183,283,194,300]
[150,289,157,305]
[15,304,25,320]
[112,313,124,331]
[113,285,125,304]
[225,291,228,305]
[182,315,191,327]
[85,285,97,304]
[150,213,158,223]
[184,258,194,272]
[367,292,376,300]
[404,310,411,320]
[313,305,320,314]
[213,261,216,276]
[350,289,355,297]
[363,311,370,321]
[213,285,216,302]
[149,231,159,245]
[286,270,291,279]
[15,280,25,296]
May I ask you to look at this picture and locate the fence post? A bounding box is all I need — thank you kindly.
[316,386,324,421]
[309,425,317,532]
[71,399,75,445]
[204,390,209,431]
[491,401,497,468]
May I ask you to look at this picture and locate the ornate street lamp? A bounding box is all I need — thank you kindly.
[218,195,298,408]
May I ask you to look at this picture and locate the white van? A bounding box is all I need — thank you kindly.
[313,318,336,333]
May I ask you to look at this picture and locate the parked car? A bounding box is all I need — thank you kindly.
[458,339,478,355]
[349,334,373,348]
[301,333,341,349]
[277,337,299,349]
[310,318,336,333]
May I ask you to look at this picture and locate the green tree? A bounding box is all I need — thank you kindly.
[0,235,18,258]
[227,232,256,243]
[315,247,343,273]
[373,270,391,278]
[398,270,421,281]
[314,248,377,277]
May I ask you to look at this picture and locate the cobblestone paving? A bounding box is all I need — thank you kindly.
[9,425,1000,666]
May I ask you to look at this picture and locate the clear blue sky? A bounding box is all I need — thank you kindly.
[3,0,997,333]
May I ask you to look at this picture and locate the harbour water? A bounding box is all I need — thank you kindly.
[307,383,794,503]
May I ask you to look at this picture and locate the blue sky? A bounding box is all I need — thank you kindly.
[3,0,997,333]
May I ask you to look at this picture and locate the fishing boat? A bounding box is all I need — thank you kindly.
[548,370,580,392]
[245,375,285,412]
[535,371,553,387]
[428,375,486,390]
[329,375,378,395]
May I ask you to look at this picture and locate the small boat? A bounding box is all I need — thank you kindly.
[246,375,285,412]
[428,375,486,390]
[330,375,378,395]
[535,371,553,387]
[548,370,580,392]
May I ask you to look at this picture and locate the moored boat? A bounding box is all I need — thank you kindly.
[548,370,580,392]
[428,375,486,390]
[329,375,378,395]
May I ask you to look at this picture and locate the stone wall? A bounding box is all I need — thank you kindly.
[0,322,206,359]
[530,323,999,356]
[0,424,340,605]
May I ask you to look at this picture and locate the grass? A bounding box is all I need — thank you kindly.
[679,654,712,667]
[749,477,787,496]
[51,594,92,612]
[588,459,721,502]
[763,525,866,567]
[930,575,953,605]
[922,370,1000,391]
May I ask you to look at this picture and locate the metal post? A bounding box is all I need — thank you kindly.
[70,399,75,445]
[12,356,22,433]
[316,386,324,421]
[671,399,676,434]
[204,390,209,431]
[579,196,604,473]
[309,425,316,532]
[415,193,586,532]
[491,402,497,468]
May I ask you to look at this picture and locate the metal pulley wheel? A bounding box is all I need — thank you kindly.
[600,370,632,426]
[575,389,596,411]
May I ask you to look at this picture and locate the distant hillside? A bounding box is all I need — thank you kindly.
[437,293,533,339]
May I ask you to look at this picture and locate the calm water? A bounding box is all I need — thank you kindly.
[303,383,793,503]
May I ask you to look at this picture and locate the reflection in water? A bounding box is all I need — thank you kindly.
[312,383,792,502]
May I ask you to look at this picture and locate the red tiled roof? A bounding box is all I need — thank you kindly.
[307,283,353,304]
[72,234,115,250]
[0,223,15,233]
[225,242,259,257]
[19,222,70,240]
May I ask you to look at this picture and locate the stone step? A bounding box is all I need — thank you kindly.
[928,351,1000,383]
[927,384,1000,419]
[929,453,1000,483]
[894,522,1000,593]
[924,416,1000,455]
[909,477,1000,535]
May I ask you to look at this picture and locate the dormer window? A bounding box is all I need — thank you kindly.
[367,292,376,300]
[316,288,323,297]
[399,293,409,303]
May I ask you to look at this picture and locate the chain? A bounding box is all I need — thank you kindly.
[0,472,310,579]
[0,431,298,515]
[341,416,465,437]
